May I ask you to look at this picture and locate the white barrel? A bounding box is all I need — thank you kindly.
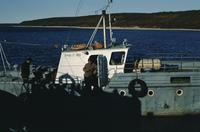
[137,58,161,70]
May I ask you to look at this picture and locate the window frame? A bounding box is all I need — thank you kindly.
[109,51,126,65]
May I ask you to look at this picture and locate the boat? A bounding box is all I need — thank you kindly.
[0,42,25,96]
[1,0,200,117]
[55,0,200,116]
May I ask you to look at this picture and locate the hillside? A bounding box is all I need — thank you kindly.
[20,10,200,29]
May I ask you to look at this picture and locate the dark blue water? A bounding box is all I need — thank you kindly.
[0,26,200,66]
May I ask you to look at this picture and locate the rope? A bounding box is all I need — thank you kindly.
[0,43,7,74]
[87,16,103,47]
[75,0,82,16]
[0,43,11,69]
[66,0,83,44]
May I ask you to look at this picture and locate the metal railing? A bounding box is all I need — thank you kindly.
[124,55,200,73]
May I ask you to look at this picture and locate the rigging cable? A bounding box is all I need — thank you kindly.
[0,42,11,74]
[66,0,83,43]
[75,0,83,16]
[0,43,6,73]
[87,16,103,47]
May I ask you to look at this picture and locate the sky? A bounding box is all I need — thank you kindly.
[0,0,200,23]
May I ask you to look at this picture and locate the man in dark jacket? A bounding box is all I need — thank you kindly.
[21,58,32,92]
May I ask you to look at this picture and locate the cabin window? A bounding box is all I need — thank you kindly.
[110,52,125,65]
[170,77,191,84]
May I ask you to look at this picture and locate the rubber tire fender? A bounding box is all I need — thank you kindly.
[128,79,148,97]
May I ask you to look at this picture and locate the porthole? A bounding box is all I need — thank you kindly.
[176,89,183,96]
[148,90,154,97]
[119,90,126,96]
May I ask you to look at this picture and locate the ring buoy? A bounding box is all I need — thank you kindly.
[128,79,148,97]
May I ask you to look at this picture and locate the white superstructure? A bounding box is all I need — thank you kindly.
[56,45,129,81]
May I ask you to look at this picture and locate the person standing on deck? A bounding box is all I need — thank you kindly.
[83,56,97,93]
[21,58,32,93]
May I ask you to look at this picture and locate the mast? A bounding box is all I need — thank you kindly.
[87,0,113,49]
[102,10,107,49]
[108,0,113,46]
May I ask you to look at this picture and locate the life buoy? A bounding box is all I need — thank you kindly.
[128,79,148,97]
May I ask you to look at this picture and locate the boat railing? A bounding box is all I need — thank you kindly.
[0,42,11,75]
[124,55,200,73]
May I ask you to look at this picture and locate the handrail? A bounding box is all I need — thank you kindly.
[124,57,200,73]
[0,43,11,75]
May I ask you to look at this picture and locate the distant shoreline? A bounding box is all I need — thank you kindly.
[13,25,200,32]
